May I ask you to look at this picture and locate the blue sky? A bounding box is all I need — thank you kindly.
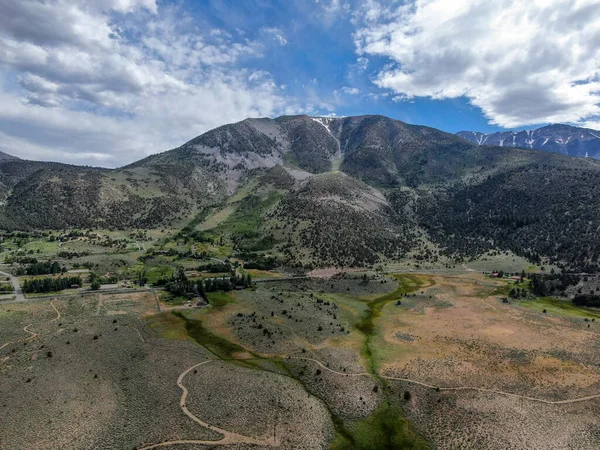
[182,0,501,133]
[0,0,599,166]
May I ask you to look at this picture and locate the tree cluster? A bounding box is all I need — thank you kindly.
[22,276,82,293]
[572,294,600,307]
[18,261,65,276]
[530,273,581,297]
[158,268,252,299]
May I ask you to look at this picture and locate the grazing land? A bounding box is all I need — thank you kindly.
[2,271,599,449]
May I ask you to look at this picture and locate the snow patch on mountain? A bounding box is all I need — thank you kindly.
[457,124,600,160]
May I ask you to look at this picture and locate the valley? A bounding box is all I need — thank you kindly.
[1,114,600,449]
[2,269,599,449]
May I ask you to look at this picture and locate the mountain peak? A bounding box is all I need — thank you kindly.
[457,123,600,158]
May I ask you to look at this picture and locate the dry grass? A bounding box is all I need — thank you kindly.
[2,273,599,449]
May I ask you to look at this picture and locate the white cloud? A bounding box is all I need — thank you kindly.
[0,0,294,166]
[90,0,158,14]
[314,0,351,25]
[262,27,288,46]
[316,0,350,15]
[0,68,288,167]
[354,0,600,128]
[356,57,369,72]
[335,86,360,95]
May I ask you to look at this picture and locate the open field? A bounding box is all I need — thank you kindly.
[1,272,600,449]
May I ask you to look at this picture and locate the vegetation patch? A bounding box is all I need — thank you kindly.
[174,311,256,365]
[147,311,190,340]
[519,296,600,320]
[335,403,429,450]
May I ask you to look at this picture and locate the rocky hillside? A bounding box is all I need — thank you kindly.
[457,124,600,159]
[0,160,226,230]
[0,151,19,161]
[4,115,600,271]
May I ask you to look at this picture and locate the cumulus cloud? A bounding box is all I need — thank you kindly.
[0,0,293,166]
[354,0,600,128]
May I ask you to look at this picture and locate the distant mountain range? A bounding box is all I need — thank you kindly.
[457,124,600,159]
[2,115,600,271]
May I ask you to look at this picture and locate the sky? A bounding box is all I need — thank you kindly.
[0,0,599,167]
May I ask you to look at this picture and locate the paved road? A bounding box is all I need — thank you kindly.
[0,269,24,301]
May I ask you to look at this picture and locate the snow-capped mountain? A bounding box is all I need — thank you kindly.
[457,124,600,159]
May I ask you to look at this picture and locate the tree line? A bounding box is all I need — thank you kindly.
[16,261,66,276]
[156,268,252,299]
[22,276,82,293]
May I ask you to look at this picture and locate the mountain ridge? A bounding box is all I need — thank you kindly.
[0,150,19,161]
[3,114,600,271]
[457,123,600,159]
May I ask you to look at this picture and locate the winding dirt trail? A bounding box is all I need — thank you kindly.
[1,300,62,351]
[290,356,600,405]
[130,326,145,343]
[383,373,600,405]
[138,360,277,450]
[50,300,61,322]
[0,324,39,351]
[22,324,38,339]
[141,351,600,450]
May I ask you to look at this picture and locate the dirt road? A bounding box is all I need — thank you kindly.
[0,269,24,301]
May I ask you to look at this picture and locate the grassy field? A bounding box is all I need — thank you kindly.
[243,269,284,279]
[2,223,600,450]
[519,296,600,320]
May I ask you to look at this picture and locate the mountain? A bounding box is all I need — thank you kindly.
[0,150,19,161]
[3,114,600,271]
[457,124,600,158]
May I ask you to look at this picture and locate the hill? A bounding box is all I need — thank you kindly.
[0,160,227,229]
[3,115,600,271]
[0,150,19,161]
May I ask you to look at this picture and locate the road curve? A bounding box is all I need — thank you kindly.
[138,360,276,449]
[0,269,24,301]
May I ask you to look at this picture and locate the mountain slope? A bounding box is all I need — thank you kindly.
[457,124,600,159]
[418,163,600,271]
[269,172,416,267]
[0,160,226,230]
[0,151,19,161]
[135,115,339,191]
[4,115,600,271]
